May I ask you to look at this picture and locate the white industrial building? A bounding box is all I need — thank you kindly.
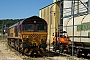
[39,0,90,43]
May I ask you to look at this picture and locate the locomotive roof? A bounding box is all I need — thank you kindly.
[9,16,47,28]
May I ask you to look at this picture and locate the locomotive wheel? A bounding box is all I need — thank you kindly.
[19,44,23,53]
[60,45,64,53]
[28,49,33,55]
[74,49,77,54]
[84,53,88,57]
[53,43,56,52]
[67,48,72,55]
[8,40,10,46]
[15,41,18,50]
[53,48,56,52]
[23,48,28,55]
[39,48,45,56]
[16,47,20,51]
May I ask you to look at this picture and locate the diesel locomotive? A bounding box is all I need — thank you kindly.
[7,16,47,56]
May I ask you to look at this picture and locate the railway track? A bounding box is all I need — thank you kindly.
[0,39,89,60]
[46,45,90,60]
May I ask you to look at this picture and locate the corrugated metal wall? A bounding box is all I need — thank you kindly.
[39,2,60,43]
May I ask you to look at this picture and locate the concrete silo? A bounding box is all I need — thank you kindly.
[39,0,63,44]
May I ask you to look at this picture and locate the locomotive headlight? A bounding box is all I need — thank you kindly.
[23,38,29,41]
[23,35,29,41]
[34,21,36,23]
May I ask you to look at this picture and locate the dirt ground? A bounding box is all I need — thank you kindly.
[0,36,89,60]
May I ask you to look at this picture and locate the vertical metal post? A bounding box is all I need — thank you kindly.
[88,0,90,13]
[77,0,79,14]
[60,0,63,31]
[71,0,75,60]
[49,7,52,53]
[2,21,4,39]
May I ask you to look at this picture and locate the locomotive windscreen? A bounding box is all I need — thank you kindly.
[22,16,47,32]
[24,24,34,31]
[36,23,47,32]
[23,23,47,32]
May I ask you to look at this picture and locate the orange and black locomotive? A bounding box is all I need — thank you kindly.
[7,16,47,56]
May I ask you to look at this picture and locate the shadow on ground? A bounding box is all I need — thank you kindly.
[29,50,68,58]
[80,55,90,59]
[30,50,90,60]
[44,51,65,57]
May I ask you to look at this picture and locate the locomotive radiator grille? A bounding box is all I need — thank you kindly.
[30,34,39,37]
